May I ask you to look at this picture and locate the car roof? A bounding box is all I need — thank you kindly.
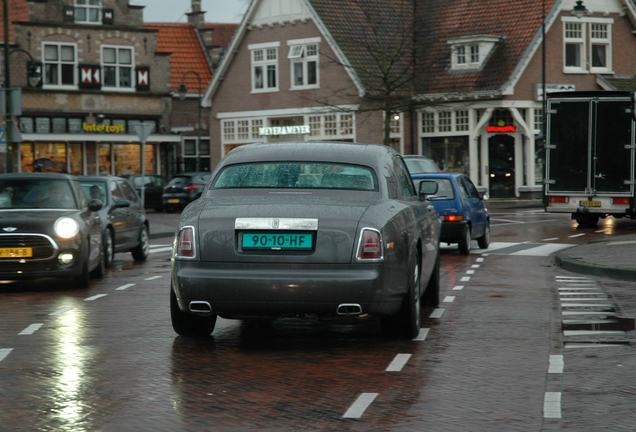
[410,172,464,180]
[78,175,126,181]
[221,142,399,168]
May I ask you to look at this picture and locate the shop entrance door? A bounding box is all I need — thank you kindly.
[488,135,515,198]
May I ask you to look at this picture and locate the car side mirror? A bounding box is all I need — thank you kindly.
[115,199,131,208]
[88,198,103,212]
[418,180,438,201]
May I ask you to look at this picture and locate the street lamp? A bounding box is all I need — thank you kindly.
[571,1,588,19]
[177,70,202,172]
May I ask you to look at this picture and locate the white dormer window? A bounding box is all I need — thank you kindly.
[288,37,321,90]
[448,35,500,71]
[75,0,102,24]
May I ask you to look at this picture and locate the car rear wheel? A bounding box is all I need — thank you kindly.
[131,225,149,261]
[477,220,491,249]
[381,252,421,339]
[170,287,217,336]
[421,252,440,308]
[458,225,471,255]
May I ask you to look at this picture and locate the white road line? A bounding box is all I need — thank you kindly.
[0,348,13,362]
[460,277,471,282]
[429,308,445,318]
[596,229,610,233]
[116,283,135,291]
[569,233,586,238]
[413,328,430,341]
[548,355,564,374]
[562,311,616,316]
[471,265,480,268]
[386,354,412,372]
[556,276,591,279]
[492,219,558,227]
[564,330,625,337]
[543,238,559,241]
[453,285,464,291]
[18,324,43,335]
[343,393,379,419]
[476,257,485,262]
[510,243,574,256]
[561,303,614,307]
[144,276,162,281]
[466,270,475,275]
[490,218,522,223]
[85,294,108,301]
[149,246,173,254]
[560,297,609,301]
[50,307,73,316]
[566,343,627,349]
[443,296,455,303]
[544,392,561,419]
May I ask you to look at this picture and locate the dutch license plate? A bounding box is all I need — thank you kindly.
[580,200,601,207]
[242,233,313,250]
[0,247,32,258]
[168,199,180,203]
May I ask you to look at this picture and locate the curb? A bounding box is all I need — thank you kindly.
[554,253,636,281]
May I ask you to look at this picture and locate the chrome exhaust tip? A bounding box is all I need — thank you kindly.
[189,301,213,316]
[337,303,362,315]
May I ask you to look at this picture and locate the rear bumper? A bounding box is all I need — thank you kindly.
[172,261,404,317]
[440,220,467,243]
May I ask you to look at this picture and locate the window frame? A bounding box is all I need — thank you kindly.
[101,44,135,91]
[42,42,78,89]
[249,42,280,93]
[563,21,586,73]
[74,0,102,25]
[589,22,611,73]
[288,38,320,90]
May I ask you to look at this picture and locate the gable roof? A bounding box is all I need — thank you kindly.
[415,0,559,97]
[144,22,212,93]
[0,0,29,44]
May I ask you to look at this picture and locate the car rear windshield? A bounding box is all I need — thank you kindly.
[0,179,78,209]
[413,178,455,200]
[212,162,378,191]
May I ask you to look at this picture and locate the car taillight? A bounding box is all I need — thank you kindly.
[550,196,568,203]
[183,185,197,190]
[612,198,630,205]
[358,228,382,260]
[444,215,464,222]
[176,227,195,258]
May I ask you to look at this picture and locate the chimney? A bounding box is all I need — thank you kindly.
[187,0,205,29]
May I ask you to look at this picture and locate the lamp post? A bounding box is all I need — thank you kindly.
[177,70,202,172]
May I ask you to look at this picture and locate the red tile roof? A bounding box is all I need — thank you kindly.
[144,22,212,93]
[0,0,29,43]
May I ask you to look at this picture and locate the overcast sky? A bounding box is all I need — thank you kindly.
[130,0,250,24]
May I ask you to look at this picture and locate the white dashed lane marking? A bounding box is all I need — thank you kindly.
[385,354,411,372]
[0,348,13,363]
[343,393,379,419]
[116,284,135,291]
[85,294,108,301]
[18,324,43,335]
[144,276,162,281]
[50,307,73,316]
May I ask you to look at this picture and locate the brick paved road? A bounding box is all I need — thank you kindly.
[0,226,635,431]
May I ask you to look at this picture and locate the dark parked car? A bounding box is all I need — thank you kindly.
[412,173,490,255]
[122,174,168,212]
[162,172,211,212]
[403,155,442,174]
[0,173,104,288]
[79,176,150,268]
[170,142,442,339]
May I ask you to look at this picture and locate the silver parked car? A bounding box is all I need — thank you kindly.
[170,142,442,339]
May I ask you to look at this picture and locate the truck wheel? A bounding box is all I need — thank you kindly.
[575,214,599,227]
[170,287,217,336]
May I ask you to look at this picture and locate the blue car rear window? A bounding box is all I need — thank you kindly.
[414,178,455,200]
[213,162,378,191]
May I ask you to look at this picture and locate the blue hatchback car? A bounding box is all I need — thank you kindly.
[412,173,490,255]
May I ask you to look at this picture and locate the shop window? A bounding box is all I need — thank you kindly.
[43,43,77,88]
[421,112,435,134]
[102,46,134,90]
[288,41,319,89]
[439,112,452,132]
[430,136,470,175]
[36,143,67,173]
[308,116,321,137]
[456,110,469,131]
[223,120,235,142]
[98,144,111,175]
[251,119,263,139]
[250,42,279,92]
[20,143,34,173]
[237,120,250,140]
[340,114,353,136]
[74,0,101,24]
[69,143,83,175]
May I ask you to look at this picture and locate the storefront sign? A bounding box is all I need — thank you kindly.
[259,125,310,136]
[486,125,516,133]
[83,123,126,133]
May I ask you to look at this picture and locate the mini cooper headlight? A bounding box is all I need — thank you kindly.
[54,217,79,239]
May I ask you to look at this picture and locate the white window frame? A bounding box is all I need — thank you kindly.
[74,0,102,24]
[249,42,280,93]
[563,21,586,73]
[182,137,211,166]
[288,37,321,90]
[388,112,404,154]
[101,45,135,91]
[456,46,466,65]
[42,42,78,89]
[589,22,612,73]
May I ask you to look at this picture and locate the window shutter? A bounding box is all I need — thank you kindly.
[103,9,114,25]
[78,64,102,89]
[136,67,150,91]
[63,6,75,22]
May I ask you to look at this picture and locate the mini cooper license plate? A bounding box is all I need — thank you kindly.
[242,233,313,250]
[580,200,601,207]
[0,247,32,258]
[168,199,180,204]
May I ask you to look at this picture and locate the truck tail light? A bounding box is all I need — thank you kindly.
[444,215,464,222]
[550,196,567,203]
[176,227,195,258]
[358,228,382,260]
[611,198,630,205]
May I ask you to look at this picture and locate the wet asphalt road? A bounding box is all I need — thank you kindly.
[1,209,635,431]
